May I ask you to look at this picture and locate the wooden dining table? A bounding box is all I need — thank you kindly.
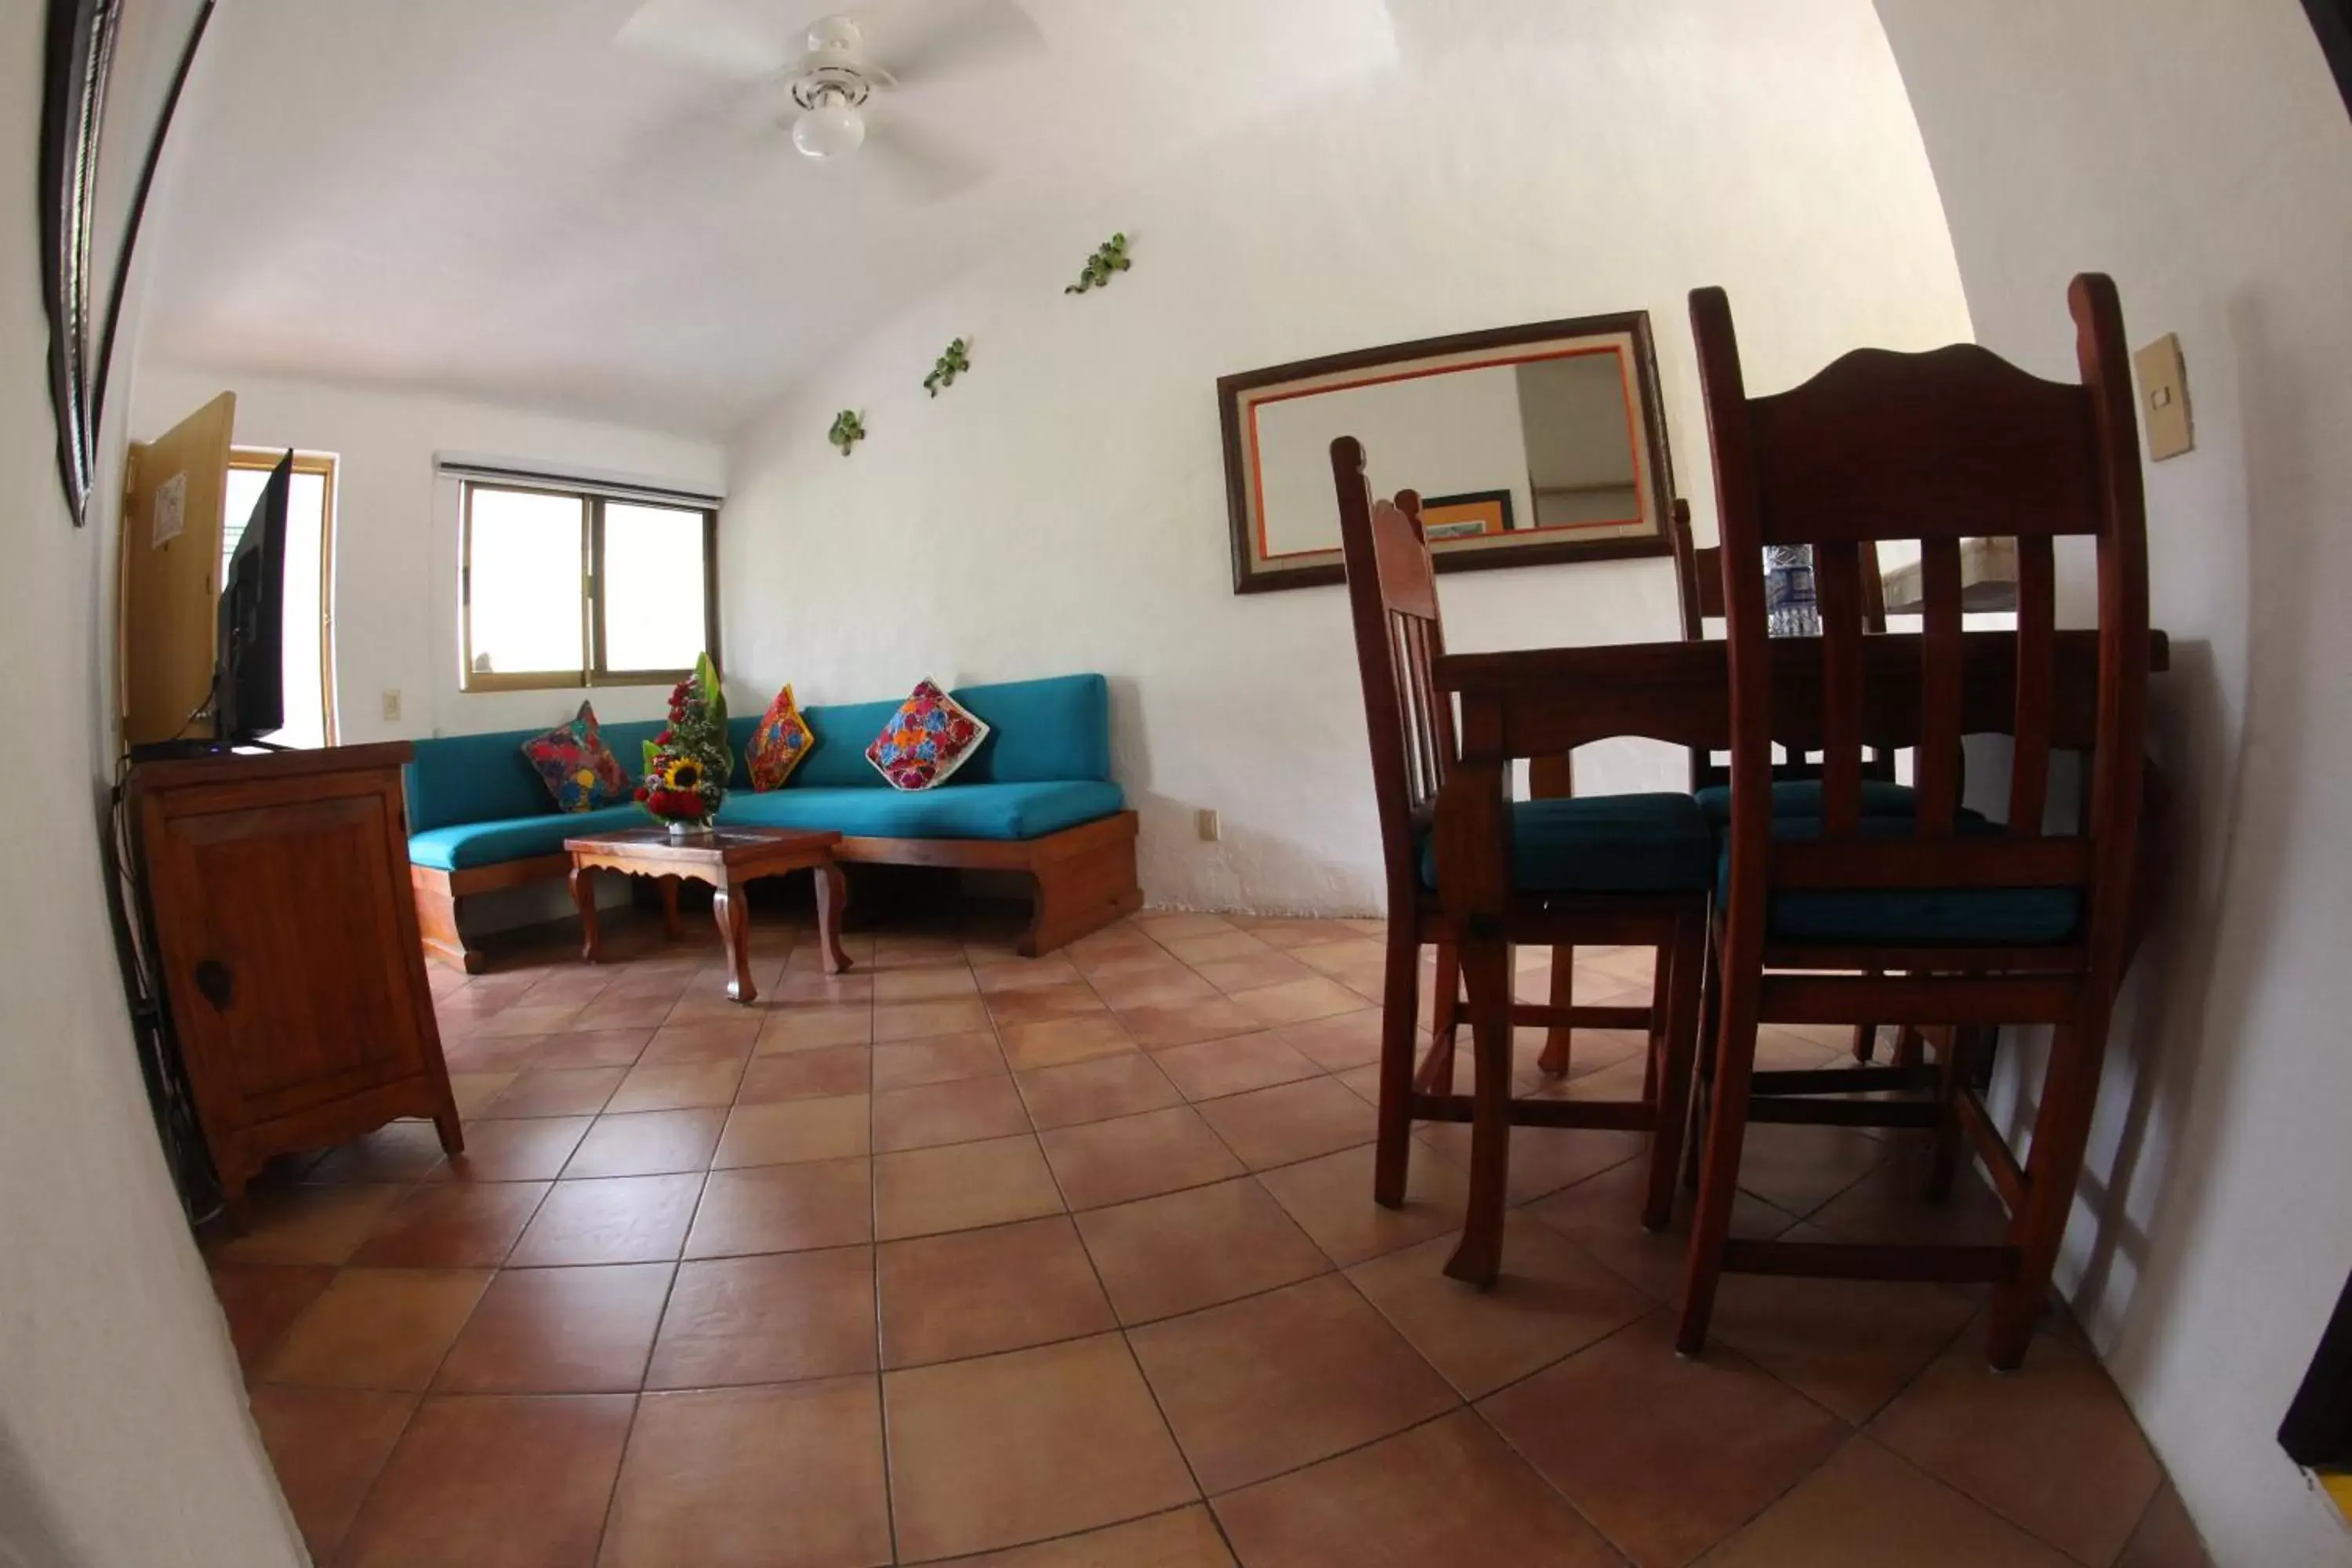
[1434,627,2169,762]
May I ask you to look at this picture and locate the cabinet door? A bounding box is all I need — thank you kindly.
[151,782,433,1128]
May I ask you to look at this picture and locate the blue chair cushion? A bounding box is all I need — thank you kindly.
[409,804,647,873]
[1719,816,2082,946]
[1692,779,1939,826]
[718,781,1124,841]
[1417,793,1715,895]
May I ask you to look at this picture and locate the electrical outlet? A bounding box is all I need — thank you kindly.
[1197,808,1221,842]
[380,688,402,723]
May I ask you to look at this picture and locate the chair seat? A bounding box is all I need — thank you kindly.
[1719,817,2081,946]
[1692,779,1938,826]
[1420,793,1715,895]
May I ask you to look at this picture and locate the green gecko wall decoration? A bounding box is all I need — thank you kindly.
[924,338,971,397]
[1065,233,1132,294]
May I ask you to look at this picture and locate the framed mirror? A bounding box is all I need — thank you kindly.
[39,0,216,524]
[1218,312,1675,593]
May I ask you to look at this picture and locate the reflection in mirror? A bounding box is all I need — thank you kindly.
[1220,313,1674,593]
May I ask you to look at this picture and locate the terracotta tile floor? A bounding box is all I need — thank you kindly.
[207,905,2212,1567]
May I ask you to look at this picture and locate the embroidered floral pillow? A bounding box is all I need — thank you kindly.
[866,678,989,791]
[748,683,815,791]
[520,701,630,812]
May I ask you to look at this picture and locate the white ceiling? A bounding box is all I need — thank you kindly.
[137,0,1406,436]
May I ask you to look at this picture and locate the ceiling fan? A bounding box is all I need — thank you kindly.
[619,0,1046,198]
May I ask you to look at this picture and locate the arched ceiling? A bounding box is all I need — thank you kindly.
[136,0,1407,436]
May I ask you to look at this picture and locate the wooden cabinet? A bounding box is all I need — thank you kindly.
[131,743,460,1213]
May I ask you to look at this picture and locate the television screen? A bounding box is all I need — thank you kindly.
[216,452,289,744]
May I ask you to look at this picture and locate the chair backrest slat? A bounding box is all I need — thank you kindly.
[1335,440,1452,902]
[2008,533,2058,835]
[1814,540,1866,836]
[1691,274,2149,972]
[1914,537,1965,835]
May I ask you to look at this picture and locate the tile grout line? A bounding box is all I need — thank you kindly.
[867,925,904,1567]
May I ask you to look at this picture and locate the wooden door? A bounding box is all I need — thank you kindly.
[145,772,434,1145]
[121,391,235,745]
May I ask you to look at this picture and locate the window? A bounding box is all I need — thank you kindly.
[458,475,717,692]
[223,448,336,748]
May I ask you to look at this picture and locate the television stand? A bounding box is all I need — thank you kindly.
[127,741,461,1216]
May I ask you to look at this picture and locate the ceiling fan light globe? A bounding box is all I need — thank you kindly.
[793,102,866,159]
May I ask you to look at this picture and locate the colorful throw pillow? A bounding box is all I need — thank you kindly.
[748,683,815,792]
[866,678,989,791]
[521,701,630,812]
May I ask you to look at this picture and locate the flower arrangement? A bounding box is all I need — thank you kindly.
[636,652,731,833]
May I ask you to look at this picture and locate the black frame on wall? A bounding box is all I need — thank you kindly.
[38,0,216,526]
[2307,0,2352,117]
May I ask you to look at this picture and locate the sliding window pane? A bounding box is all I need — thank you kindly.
[468,487,585,679]
[600,503,708,672]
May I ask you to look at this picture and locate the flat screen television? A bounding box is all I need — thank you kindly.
[216,451,290,745]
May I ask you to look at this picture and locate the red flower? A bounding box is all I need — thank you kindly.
[656,728,674,744]
[633,785,648,801]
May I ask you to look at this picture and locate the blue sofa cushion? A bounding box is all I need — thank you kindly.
[723,673,1112,790]
[1417,793,1714,895]
[1693,779,1943,826]
[949,674,1112,784]
[718,781,1124,841]
[410,803,648,873]
[1719,816,2082,946]
[407,719,668,832]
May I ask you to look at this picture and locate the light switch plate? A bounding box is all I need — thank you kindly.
[1196,808,1220,842]
[380,688,402,723]
[2134,332,2193,460]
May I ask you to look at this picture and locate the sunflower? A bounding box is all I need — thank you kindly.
[658,756,705,793]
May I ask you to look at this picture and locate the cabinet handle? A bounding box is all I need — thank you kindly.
[194,958,234,1009]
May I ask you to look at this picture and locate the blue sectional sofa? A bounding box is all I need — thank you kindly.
[405,673,1139,970]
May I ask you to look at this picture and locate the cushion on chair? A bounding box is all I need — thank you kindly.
[1417,793,1715,895]
[746,683,815,791]
[518,702,630,812]
[718,781,1123,841]
[1692,779,1941,826]
[866,679,991,790]
[1716,816,2082,946]
[409,803,648,873]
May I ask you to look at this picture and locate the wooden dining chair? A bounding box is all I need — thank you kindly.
[1677,274,2149,1370]
[1335,436,1713,1284]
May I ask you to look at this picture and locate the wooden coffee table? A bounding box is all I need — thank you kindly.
[564,826,850,1003]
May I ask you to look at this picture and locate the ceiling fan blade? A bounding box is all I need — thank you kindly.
[864,0,1044,93]
[862,111,996,202]
[616,0,801,81]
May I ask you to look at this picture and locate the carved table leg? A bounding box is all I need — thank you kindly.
[660,875,683,943]
[571,863,601,963]
[714,879,757,1003]
[812,858,851,975]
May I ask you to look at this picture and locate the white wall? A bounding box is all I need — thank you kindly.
[720,0,1973,913]
[0,4,304,1562]
[131,368,725,744]
[1875,3,2352,1562]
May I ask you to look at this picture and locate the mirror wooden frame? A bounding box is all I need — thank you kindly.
[39,0,216,525]
[1218,311,1678,594]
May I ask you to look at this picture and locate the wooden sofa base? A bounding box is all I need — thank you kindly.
[412,811,1142,970]
[831,809,1142,958]
[412,855,570,974]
